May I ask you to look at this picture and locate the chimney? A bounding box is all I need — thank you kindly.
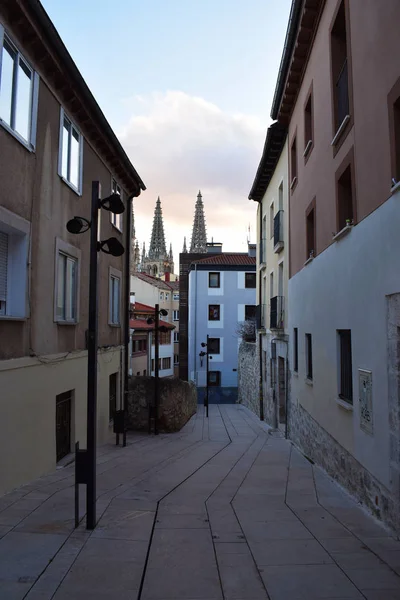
[165,272,170,282]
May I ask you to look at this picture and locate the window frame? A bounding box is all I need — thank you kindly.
[173,309,179,321]
[208,337,220,355]
[290,130,298,191]
[303,82,314,162]
[388,76,400,187]
[293,328,298,372]
[335,147,356,232]
[245,272,256,289]
[54,238,80,324]
[108,266,122,326]
[0,27,39,151]
[208,304,220,321]
[305,333,313,381]
[208,272,220,288]
[245,305,256,321]
[338,329,353,404]
[174,331,179,342]
[173,292,179,300]
[110,178,123,232]
[208,370,221,386]
[306,198,316,260]
[58,107,83,195]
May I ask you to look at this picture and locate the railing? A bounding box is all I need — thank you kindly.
[270,296,284,330]
[336,58,349,127]
[273,210,284,248]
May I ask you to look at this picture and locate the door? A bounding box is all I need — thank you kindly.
[278,357,286,424]
[56,391,71,461]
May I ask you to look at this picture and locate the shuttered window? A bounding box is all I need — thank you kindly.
[0,232,8,315]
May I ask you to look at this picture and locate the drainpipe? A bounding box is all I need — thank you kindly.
[258,205,264,421]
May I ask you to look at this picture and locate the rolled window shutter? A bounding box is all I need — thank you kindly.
[0,231,8,303]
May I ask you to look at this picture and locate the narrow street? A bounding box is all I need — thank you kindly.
[1,405,400,600]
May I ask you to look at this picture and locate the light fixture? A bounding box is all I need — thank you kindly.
[98,237,125,257]
[101,193,125,214]
[66,216,91,234]
[160,309,168,316]
[147,317,154,325]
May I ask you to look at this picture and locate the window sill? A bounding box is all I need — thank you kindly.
[259,262,266,270]
[0,119,35,153]
[303,139,313,158]
[108,323,121,328]
[331,114,350,147]
[304,255,314,266]
[332,224,353,242]
[0,315,27,322]
[293,370,299,377]
[274,241,284,254]
[305,377,313,386]
[290,176,298,191]
[59,175,82,197]
[390,181,400,195]
[336,397,353,412]
[56,320,78,326]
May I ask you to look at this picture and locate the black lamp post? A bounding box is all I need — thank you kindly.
[67,181,125,530]
[147,304,168,435]
[199,335,212,418]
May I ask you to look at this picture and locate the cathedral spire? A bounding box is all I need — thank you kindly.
[190,190,207,253]
[169,243,173,261]
[182,236,188,253]
[149,196,167,260]
[142,241,146,263]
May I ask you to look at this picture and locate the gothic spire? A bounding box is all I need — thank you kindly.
[149,196,167,260]
[142,241,146,262]
[169,243,173,261]
[190,190,207,253]
[182,237,188,253]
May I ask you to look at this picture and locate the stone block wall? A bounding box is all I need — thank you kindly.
[127,377,197,432]
[237,341,260,417]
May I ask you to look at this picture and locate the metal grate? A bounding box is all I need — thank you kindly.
[339,330,353,403]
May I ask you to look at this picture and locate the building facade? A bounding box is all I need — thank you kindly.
[0,1,145,494]
[248,124,289,428]
[272,0,400,530]
[188,248,256,403]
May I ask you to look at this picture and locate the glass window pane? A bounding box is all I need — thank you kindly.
[113,278,120,323]
[15,58,32,141]
[66,257,77,320]
[0,41,16,127]
[57,254,66,319]
[70,127,80,188]
[62,119,70,179]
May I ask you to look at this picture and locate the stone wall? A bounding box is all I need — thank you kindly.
[237,341,260,416]
[126,377,197,432]
[289,399,399,534]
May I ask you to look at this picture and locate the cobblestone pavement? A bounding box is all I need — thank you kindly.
[1,404,400,600]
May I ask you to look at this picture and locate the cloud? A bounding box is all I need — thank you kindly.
[119,91,264,259]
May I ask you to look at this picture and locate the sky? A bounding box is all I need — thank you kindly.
[41,0,292,265]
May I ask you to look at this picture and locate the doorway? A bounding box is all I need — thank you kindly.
[278,356,286,424]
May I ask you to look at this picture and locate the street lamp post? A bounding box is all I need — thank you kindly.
[68,181,125,530]
[147,304,168,435]
[199,336,211,418]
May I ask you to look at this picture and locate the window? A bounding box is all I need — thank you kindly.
[151,359,155,371]
[0,31,39,148]
[270,272,274,299]
[165,293,169,301]
[56,252,78,322]
[173,309,179,321]
[209,272,220,288]
[338,330,353,403]
[0,210,30,318]
[58,109,83,193]
[0,232,7,315]
[304,90,313,157]
[208,338,220,354]
[162,357,171,370]
[159,331,171,345]
[290,136,297,188]
[293,328,298,372]
[174,354,179,365]
[337,163,354,231]
[270,359,274,388]
[136,371,140,376]
[270,203,274,239]
[245,305,256,321]
[261,215,267,263]
[109,272,121,325]
[278,182,283,210]
[109,373,117,423]
[208,371,221,386]
[245,272,256,288]
[305,333,313,380]
[111,179,123,231]
[160,292,164,300]
[174,331,179,342]
[173,292,179,300]
[331,1,350,136]
[208,304,220,321]
[143,370,147,376]
[306,200,316,259]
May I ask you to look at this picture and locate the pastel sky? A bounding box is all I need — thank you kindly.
[41,0,291,265]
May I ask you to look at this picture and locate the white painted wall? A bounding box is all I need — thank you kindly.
[289,191,400,488]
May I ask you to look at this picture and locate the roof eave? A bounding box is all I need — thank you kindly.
[248,122,287,202]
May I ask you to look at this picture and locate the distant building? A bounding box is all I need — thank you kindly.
[187,245,256,403]
[137,197,174,277]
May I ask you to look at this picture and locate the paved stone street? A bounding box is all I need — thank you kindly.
[1,404,400,600]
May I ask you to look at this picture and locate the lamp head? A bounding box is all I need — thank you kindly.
[201,342,207,348]
[66,216,90,234]
[159,309,168,316]
[98,237,125,256]
[101,193,125,214]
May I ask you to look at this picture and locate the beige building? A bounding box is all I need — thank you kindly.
[272,0,400,531]
[249,124,289,429]
[0,3,144,494]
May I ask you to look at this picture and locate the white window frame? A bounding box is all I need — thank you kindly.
[110,177,123,232]
[0,206,30,320]
[58,107,83,195]
[165,292,169,301]
[160,291,164,300]
[174,354,179,365]
[54,238,81,324]
[0,26,39,151]
[109,266,122,326]
[173,292,179,300]
[174,331,179,343]
[173,309,179,321]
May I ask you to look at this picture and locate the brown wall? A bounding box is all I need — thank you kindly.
[288,0,400,277]
[0,12,128,360]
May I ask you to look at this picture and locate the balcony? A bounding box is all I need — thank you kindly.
[270,296,284,330]
[273,210,284,253]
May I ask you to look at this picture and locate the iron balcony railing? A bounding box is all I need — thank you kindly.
[270,296,284,330]
[273,210,284,248]
[336,58,349,127]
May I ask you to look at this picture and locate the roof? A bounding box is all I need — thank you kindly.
[133,302,155,313]
[191,254,256,267]
[133,273,172,291]
[270,0,325,124]
[129,318,175,331]
[13,0,145,196]
[248,123,287,202]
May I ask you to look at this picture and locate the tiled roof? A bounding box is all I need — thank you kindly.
[129,318,175,331]
[133,273,171,290]
[133,302,155,313]
[192,254,256,266]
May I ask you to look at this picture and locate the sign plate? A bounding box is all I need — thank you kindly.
[359,369,373,435]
